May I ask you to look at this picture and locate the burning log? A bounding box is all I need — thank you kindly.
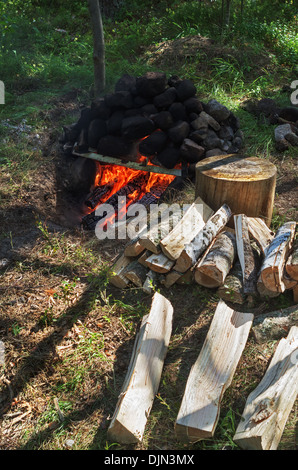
[174,203,232,273]
[234,214,259,295]
[85,182,114,209]
[195,154,277,227]
[233,326,298,450]
[107,292,173,444]
[175,300,253,443]
[194,230,236,288]
[258,221,296,293]
[160,196,214,261]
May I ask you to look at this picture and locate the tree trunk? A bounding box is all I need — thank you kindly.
[87,0,105,97]
[195,154,277,227]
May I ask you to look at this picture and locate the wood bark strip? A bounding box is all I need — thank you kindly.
[160,196,214,261]
[174,203,232,273]
[258,221,296,293]
[233,326,298,450]
[252,305,298,343]
[285,238,298,281]
[234,214,258,295]
[247,216,274,255]
[194,231,236,288]
[107,292,173,444]
[175,300,253,443]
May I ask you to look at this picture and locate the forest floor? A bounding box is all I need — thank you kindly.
[0,36,297,451]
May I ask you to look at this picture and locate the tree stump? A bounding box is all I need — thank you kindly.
[195,154,277,227]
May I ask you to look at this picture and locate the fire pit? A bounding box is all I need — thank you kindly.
[60,72,244,231]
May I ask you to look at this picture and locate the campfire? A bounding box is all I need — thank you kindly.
[60,72,244,230]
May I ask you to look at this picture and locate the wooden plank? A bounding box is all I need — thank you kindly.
[194,231,236,288]
[160,196,214,260]
[145,252,175,273]
[258,221,296,293]
[247,216,274,255]
[174,204,232,273]
[233,326,298,450]
[73,149,183,176]
[175,300,253,443]
[234,214,258,295]
[107,292,173,444]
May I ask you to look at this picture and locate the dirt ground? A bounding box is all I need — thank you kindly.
[0,77,297,450]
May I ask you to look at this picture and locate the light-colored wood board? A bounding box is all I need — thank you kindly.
[175,300,253,442]
[233,326,298,450]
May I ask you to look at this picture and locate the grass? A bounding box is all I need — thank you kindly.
[0,0,297,452]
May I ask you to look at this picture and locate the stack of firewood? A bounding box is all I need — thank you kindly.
[109,195,298,303]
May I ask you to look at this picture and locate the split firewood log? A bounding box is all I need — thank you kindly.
[145,252,175,273]
[139,206,182,254]
[174,203,232,273]
[159,196,214,260]
[109,253,135,288]
[234,214,259,295]
[258,221,296,293]
[233,326,298,450]
[123,260,148,287]
[247,216,274,255]
[194,230,236,288]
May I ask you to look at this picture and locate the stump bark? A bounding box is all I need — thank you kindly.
[195,154,277,226]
